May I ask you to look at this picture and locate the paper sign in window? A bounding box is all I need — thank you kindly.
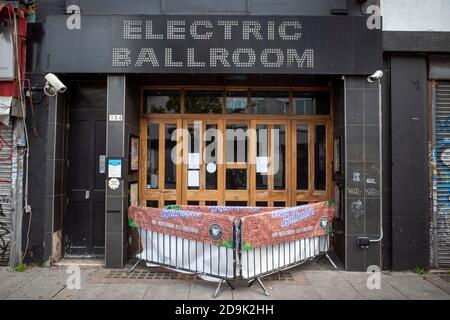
[256,157,269,174]
[188,153,200,169]
[188,170,200,187]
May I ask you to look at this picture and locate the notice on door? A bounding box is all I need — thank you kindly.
[108,159,122,178]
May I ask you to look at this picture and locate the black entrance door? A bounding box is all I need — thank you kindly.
[66,110,106,256]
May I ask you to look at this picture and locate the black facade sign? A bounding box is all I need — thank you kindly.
[45,15,382,74]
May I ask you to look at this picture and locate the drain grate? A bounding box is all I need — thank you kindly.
[105,270,195,280]
[104,270,294,281]
[267,272,294,281]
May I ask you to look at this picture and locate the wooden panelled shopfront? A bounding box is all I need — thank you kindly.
[139,86,333,208]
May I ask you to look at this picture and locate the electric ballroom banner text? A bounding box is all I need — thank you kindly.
[112,19,315,69]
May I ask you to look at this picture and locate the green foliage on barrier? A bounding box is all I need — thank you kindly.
[128,218,137,228]
[220,239,233,248]
[165,205,181,210]
[325,200,333,207]
[242,242,254,251]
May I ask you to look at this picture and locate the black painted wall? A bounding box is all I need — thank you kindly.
[23,78,49,264]
[390,55,430,270]
[344,76,382,271]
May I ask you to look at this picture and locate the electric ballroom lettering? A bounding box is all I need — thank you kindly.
[112,19,315,69]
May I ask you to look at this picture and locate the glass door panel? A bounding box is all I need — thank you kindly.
[142,119,181,207]
[224,122,249,205]
[252,121,289,207]
[183,120,222,205]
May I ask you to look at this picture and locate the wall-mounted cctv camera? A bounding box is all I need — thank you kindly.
[367,70,384,83]
[44,73,67,97]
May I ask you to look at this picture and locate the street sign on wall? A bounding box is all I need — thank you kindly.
[44,15,382,74]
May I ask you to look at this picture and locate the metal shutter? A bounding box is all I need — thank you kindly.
[435,81,450,268]
[0,123,13,266]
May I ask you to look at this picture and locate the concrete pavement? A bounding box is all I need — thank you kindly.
[0,262,449,300]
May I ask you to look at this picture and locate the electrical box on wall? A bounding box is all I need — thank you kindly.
[0,21,15,81]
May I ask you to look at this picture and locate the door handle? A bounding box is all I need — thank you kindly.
[99,155,106,173]
[85,190,90,200]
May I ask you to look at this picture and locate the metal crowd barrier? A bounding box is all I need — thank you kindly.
[128,204,337,298]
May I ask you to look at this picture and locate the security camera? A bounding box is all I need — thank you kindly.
[367,70,384,83]
[44,73,67,96]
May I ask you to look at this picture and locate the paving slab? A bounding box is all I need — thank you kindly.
[189,280,233,300]
[271,284,321,300]
[381,272,450,300]
[303,270,350,288]
[144,284,190,300]
[230,281,274,300]
[6,275,66,299]
[54,284,108,300]
[98,283,150,300]
[424,274,450,294]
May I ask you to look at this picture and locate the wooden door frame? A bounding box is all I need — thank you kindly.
[139,86,333,207]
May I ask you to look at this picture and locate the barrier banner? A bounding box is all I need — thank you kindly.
[128,206,235,247]
[240,201,334,249]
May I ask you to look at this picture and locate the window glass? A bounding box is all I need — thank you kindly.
[185,91,222,114]
[256,125,268,190]
[273,125,286,190]
[144,91,180,113]
[315,125,327,190]
[293,92,330,115]
[164,124,177,189]
[251,91,288,114]
[205,124,218,190]
[226,169,247,190]
[147,123,159,189]
[226,91,247,114]
[226,125,248,163]
[296,125,308,190]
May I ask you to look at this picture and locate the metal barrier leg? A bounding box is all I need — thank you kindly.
[248,277,269,296]
[325,252,338,269]
[128,259,144,273]
[212,279,235,298]
[212,279,225,299]
[256,277,270,296]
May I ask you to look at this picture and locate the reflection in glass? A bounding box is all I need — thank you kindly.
[226,201,247,206]
[226,91,247,114]
[185,91,222,114]
[256,202,268,207]
[164,200,176,207]
[256,125,268,190]
[147,123,159,189]
[165,124,177,189]
[251,91,288,114]
[188,124,200,190]
[296,125,308,190]
[293,92,330,115]
[146,200,159,208]
[226,125,248,163]
[226,169,247,190]
[144,91,180,113]
[205,125,218,190]
[315,125,326,190]
[274,125,286,190]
